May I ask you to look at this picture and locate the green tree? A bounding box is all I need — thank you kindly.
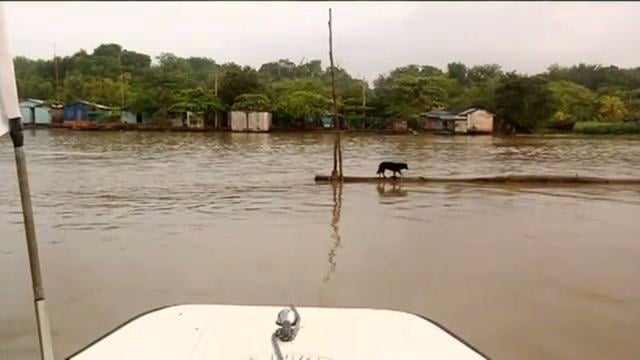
[295,60,323,78]
[172,88,223,111]
[121,50,151,70]
[92,43,122,58]
[547,80,598,123]
[258,59,297,80]
[454,78,500,111]
[373,68,456,117]
[232,93,271,111]
[494,74,555,132]
[218,63,261,107]
[598,95,628,122]
[275,91,330,128]
[447,62,468,84]
[269,78,326,98]
[467,64,503,83]
[170,87,224,127]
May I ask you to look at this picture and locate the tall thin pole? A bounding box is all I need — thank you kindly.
[0,6,55,360]
[214,65,219,128]
[214,71,218,97]
[361,79,367,118]
[120,75,125,111]
[119,52,125,111]
[328,8,342,179]
[53,43,59,102]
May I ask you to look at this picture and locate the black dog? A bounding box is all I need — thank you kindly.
[376,162,409,178]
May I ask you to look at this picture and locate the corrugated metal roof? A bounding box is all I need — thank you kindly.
[421,110,452,117]
[458,108,494,116]
[421,110,465,121]
[458,108,478,116]
[20,98,45,106]
[441,115,466,121]
[67,100,117,110]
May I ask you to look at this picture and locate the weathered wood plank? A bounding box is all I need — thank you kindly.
[314,174,640,185]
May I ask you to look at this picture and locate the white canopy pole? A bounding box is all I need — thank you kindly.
[0,4,55,359]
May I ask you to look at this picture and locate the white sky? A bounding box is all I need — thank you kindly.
[4,1,640,81]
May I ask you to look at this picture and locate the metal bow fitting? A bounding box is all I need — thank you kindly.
[271,306,301,359]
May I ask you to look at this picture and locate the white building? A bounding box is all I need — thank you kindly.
[230,111,272,132]
[459,108,494,134]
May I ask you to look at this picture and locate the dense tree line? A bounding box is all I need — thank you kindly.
[14,43,640,131]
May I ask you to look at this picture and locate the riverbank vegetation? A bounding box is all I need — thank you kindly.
[573,121,640,135]
[14,43,640,133]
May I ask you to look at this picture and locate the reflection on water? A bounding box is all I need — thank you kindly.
[323,183,343,284]
[2,131,640,360]
[376,182,408,198]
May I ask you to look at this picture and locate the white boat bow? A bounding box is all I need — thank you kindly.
[68,304,487,359]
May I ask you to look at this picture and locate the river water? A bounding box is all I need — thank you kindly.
[1,130,640,359]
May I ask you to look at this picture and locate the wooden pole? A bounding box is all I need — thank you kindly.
[53,43,59,102]
[119,53,125,112]
[0,6,55,359]
[214,71,218,97]
[361,79,367,119]
[120,75,125,110]
[214,66,219,128]
[328,8,342,179]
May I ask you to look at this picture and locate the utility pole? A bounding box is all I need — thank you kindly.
[361,79,367,118]
[214,71,219,97]
[328,8,342,180]
[118,51,125,119]
[214,65,219,128]
[53,43,59,102]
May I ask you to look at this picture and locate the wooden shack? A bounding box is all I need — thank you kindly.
[168,110,204,128]
[421,110,450,131]
[390,119,408,132]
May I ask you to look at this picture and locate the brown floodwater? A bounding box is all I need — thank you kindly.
[1,130,640,359]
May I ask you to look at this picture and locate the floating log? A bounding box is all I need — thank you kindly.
[314,174,640,185]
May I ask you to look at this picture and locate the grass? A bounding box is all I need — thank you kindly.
[573,121,640,135]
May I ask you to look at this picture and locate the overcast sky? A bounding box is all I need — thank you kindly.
[4,1,640,81]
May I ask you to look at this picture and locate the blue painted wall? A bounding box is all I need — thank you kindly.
[63,103,88,121]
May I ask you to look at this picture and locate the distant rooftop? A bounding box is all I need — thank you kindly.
[68,100,117,110]
[20,98,45,105]
[421,109,464,120]
[458,108,478,116]
[458,108,494,116]
[421,109,452,117]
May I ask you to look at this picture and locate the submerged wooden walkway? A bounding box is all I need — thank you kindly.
[314,174,640,185]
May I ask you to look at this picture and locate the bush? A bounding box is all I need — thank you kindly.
[407,117,422,131]
[92,111,121,123]
[573,121,640,134]
[344,115,366,129]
